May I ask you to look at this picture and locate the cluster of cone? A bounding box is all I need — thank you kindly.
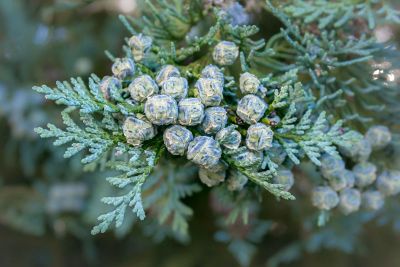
[99,36,279,188]
[312,126,398,214]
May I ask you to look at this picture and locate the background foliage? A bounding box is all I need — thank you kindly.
[1,0,400,266]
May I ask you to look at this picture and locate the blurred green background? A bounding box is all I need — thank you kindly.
[1,1,400,266]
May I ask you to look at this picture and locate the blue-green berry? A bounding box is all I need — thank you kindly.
[268,143,287,165]
[273,169,294,191]
[354,138,372,162]
[340,138,371,162]
[212,41,239,66]
[128,34,152,62]
[201,64,224,85]
[319,154,345,179]
[240,72,260,95]
[215,125,242,150]
[227,170,248,191]
[161,76,188,100]
[236,94,267,124]
[327,172,348,192]
[201,107,228,134]
[231,147,264,168]
[377,170,400,196]
[195,78,224,107]
[155,65,180,86]
[178,98,205,126]
[339,188,361,215]
[353,162,377,188]
[144,94,178,125]
[163,125,193,156]
[365,125,392,150]
[128,75,158,102]
[362,190,384,211]
[122,116,156,146]
[311,186,339,210]
[187,136,222,169]
[342,169,356,188]
[111,58,135,79]
[226,2,250,26]
[99,76,121,101]
[246,123,274,151]
[198,162,226,187]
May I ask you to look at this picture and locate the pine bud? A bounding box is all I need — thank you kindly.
[195,78,224,107]
[273,169,294,191]
[236,94,267,124]
[161,76,188,100]
[353,162,377,188]
[198,162,226,187]
[365,125,392,150]
[201,64,224,85]
[178,98,205,126]
[213,41,239,66]
[128,75,158,102]
[155,65,180,86]
[99,76,121,101]
[246,123,274,151]
[128,34,152,62]
[215,125,242,150]
[163,125,193,156]
[240,72,260,95]
[201,107,228,134]
[339,188,361,215]
[122,116,156,146]
[231,147,263,168]
[144,94,178,125]
[187,136,222,169]
[377,170,400,196]
[311,186,339,210]
[319,154,345,179]
[227,170,248,191]
[362,190,384,211]
[111,58,135,79]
